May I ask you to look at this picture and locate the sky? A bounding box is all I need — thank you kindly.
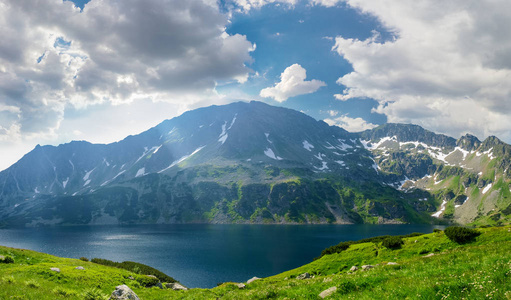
[1,0,511,171]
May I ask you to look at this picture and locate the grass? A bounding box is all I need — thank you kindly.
[1,225,510,299]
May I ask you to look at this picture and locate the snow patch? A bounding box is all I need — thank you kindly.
[303,140,314,151]
[265,133,273,144]
[218,121,228,144]
[153,145,162,154]
[83,168,95,181]
[62,177,69,189]
[324,142,336,150]
[314,153,324,160]
[314,161,329,171]
[103,158,110,167]
[361,136,397,150]
[218,134,228,144]
[34,187,40,193]
[135,146,157,164]
[264,148,282,160]
[335,160,346,166]
[455,197,468,208]
[432,199,447,218]
[158,146,205,173]
[482,183,493,194]
[135,168,146,178]
[336,139,353,151]
[228,114,237,130]
[83,179,91,187]
[69,160,75,171]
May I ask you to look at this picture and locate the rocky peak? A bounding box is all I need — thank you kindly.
[456,134,481,151]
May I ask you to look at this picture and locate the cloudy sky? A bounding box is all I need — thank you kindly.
[1,0,511,171]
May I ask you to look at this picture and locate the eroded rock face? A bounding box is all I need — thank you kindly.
[165,282,188,291]
[297,272,311,279]
[50,267,60,273]
[319,286,337,298]
[349,266,358,272]
[109,285,140,300]
[247,276,260,284]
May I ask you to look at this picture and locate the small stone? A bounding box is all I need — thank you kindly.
[319,286,337,298]
[423,253,435,258]
[146,275,158,279]
[156,282,163,289]
[361,265,374,270]
[110,284,140,300]
[387,262,398,265]
[296,272,311,280]
[349,266,358,272]
[50,267,60,273]
[128,276,134,280]
[247,276,260,284]
[75,266,85,270]
[165,282,188,291]
[236,283,246,289]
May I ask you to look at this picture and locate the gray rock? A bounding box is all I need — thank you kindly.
[387,262,398,265]
[50,267,60,273]
[146,275,158,279]
[156,282,163,289]
[349,266,358,272]
[361,265,374,270]
[128,276,134,280]
[236,283,246,289]
[423,253,435,258]
[75,266,85,270]
[319,286,337,298]
[109,284,140,300]
[296,272,311,280]
[247,276,260,284]
[165,283,188,291]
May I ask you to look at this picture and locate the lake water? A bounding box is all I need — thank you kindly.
[0,224,444,288]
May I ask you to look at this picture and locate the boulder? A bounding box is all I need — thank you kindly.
[247,277,260,284]
[156,282,163,289]
[361,265,374,270]
[423,253,435,258]
[109,285,140,300]
[349,266,358,272]
[319,286,337,298]
[75,266,85,270]
[165,283,188,291]
[236,283,246,289]
[50,267,60,273]
[146,275,158,279]
[387,262,398,265]
[296,272,311,280]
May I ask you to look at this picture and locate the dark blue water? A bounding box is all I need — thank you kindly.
[0,224,443,288]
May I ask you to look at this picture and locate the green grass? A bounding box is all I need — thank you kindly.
[1,225,510,299]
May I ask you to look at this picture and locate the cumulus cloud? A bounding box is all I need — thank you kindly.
[0,0,255,141]
[260,64,326,102]
[324,115,377,132]
[230,0,298,12]
[332,0,511,141]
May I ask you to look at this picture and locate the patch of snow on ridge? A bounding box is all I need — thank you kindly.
[62,177,69,189]
[101,170,126,187]
[455,197,469,208]
[69,160,75,171]
[482,183,493,194]
[432,199,447,218]
[337,139,353,151]
[264,148,282,160]
[303,140,314,151]
[83,179,91,187]
[218,121,228,144]
[135,146,157,164]
[324,142,336,150]
[34,187,40,193]
[153,145,162,154]
[103,158,110,167]
[135,168,146,178]
[158,146,205,173]
[314,153,324,160]
[228,114,237,130]
[83,168,95,181]
[361,136,397,150]
[265,133,273,144]
[335,160,346,166]
[455,147,469,160]
[314,161,329,171]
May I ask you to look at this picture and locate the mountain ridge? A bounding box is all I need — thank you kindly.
[0,101,510,227]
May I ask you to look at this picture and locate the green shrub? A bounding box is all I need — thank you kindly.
[79,257,89,262]
[2,275,15,284]
[382,236,404,249]
[82,287,108,300]
[90,258,176,283]
[433,229,442,233]
[25,280,40,288]
[0,255,14,264]
[53,287,77,297]
[444,226,481,244]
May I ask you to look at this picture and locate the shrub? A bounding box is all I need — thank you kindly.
[382,236,404,250]
[25,280,40,288]
[79,257,89,262]
[444,226,480,244]
[82,287,108,300]
[0,255,14,264]
[2,275,15,284]
[90,258,176,283]
[433,229,442,233]
[53,287,77,297]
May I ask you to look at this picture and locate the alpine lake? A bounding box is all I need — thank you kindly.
[0,224,445,288]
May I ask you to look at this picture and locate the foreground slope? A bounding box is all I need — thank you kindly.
[1,225,510,299]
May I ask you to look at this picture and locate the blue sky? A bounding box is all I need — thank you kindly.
[0,0,510,170]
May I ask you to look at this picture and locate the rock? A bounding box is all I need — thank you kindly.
[387,262,398,265]
[146,275,158,279]
[156,282,163,289]
[362,265,374,270]
[236,283,246,289]
[296,272,311,280]
[247,277,260,284]
[165,283,188,291]
[319,286,337,298]
[75,266,85,270]
[110,284,140,300]
[128,276,134,280]
[423,253,435,258]
[50,267,60,273]
[349,266,358,272]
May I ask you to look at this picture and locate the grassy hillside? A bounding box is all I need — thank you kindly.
[1,225,510,299]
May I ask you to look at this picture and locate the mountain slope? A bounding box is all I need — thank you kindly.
[0,101,510,227]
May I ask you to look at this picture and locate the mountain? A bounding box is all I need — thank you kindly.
[0,101,510,227]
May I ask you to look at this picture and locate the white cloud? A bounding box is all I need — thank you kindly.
[332,0,511,142]
[311,0,343,7]
[231,0,298,12]
[0,0,255,143]
[260,64,326,102]
[324,115,377,132]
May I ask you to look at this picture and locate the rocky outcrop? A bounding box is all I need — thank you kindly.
[109,285,140,300]
[319,286,337,298]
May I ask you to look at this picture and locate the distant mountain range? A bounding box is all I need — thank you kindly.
[1,101,510,227]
